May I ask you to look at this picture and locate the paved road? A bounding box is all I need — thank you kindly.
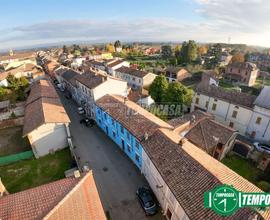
[59,94,163,220]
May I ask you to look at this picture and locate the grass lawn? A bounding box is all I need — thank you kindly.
[254,77,270,89]
[0,126,31,157]
[0,148,73,193]
[222,154,261,183]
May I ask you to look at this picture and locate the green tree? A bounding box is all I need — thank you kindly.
[165,82,193,105]
[114,40,122,49]
[63,45,69,54]
[161,45,173,59]
[179,40,198,64]
[149,75,168,103]
[0,87,8,101]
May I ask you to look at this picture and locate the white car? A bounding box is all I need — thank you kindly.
[77,107,85,115]
[253,142,270,154]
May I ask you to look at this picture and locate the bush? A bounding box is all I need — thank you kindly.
[257,181,270,192]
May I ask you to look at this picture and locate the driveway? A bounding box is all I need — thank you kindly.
[59,93,163,220]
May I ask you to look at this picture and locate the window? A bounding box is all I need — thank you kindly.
[104,113,107,120]
[212,103,217,111]
[229,122,234,128]
[112,131,116,138]
[195,97,199,104]
[111,119,115,126]
[205,101,209,108]
[97,109,101,115]
[120,125,124,134]
[135,140,140,149]
[166,208,172,220]
[127,144,132,153]
[126,131,130,140]
[256,117,262,125]
[135,153,140,162]
[251,131,256,138]
[232,110,238,118]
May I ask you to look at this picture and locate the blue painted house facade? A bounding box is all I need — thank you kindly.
[95,106,143,169]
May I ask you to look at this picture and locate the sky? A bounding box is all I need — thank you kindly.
[0,0,270,50]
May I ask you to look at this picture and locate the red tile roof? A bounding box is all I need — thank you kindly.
[96,95,172,141]
[23,79,70,136]
[115,66,148,78]
[142,128,268,220]
[0,171,106,220]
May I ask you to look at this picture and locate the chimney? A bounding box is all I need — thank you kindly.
[190,115,196,124]
[144,132,149,141]
[73,170,81,178]
[124,96,128,104]
[178,138,187,146]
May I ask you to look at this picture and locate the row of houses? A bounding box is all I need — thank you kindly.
[94,94,269,220]
[192,83,270,143]
[44,57,270,219]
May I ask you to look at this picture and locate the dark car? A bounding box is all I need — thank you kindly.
[136,187,158,216]
[80,118,96,127]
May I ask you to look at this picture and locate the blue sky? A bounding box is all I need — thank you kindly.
[0,0,270,50]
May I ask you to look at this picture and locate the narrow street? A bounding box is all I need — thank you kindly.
[59,93,163,220]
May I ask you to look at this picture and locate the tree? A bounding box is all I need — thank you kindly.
[165,82,193,106]
[198,45,208,56]
[149,75,168,103]
[114,40,121,49]
[232,52,245,63]
[0,87,8,101]
[63,45,69,54]
[174,45,181,57]
[161,45,173,59]
[179,40,198,64]
[205,43,222,68]
[106,43,116,53]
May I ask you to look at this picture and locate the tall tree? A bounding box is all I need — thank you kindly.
[232,52,245,63]
[149,75,168,103]
[180,40,198,64]
[105,43,115,53]
[114,40,122,49]
[63,45,69,54]
[161,45,173,59]
[165,82,193,106]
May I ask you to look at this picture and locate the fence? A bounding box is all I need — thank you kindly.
[0,117,24,129]
[0,150,34,166]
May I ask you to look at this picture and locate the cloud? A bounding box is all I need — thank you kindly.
[1,0,270,50]
[193,0,270,32]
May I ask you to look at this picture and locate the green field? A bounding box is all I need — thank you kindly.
[0,148,73,193]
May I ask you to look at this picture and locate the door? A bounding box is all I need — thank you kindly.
[121,139,125,151]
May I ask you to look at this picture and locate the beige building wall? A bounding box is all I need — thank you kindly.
[28,123,69,158]
[142,149,189,220]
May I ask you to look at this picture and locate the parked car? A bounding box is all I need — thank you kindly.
[77,107,85,115]
[80,118,95,127]
[53,79,58,84]
[254,142,270,154]
[136,187,158,216]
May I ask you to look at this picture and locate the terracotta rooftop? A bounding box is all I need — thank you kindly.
[168,110,212,128]
[0,171,106,220]
[115,66,148,78]
[185,118,237,154]
[75,71,107,89]
[23,79,70,136]
[142,128,268,220]
[0,52,35,62]
[62,69,80,86]
[96,95,172,141]
[196,83,257,109]
[107,59,124,68]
